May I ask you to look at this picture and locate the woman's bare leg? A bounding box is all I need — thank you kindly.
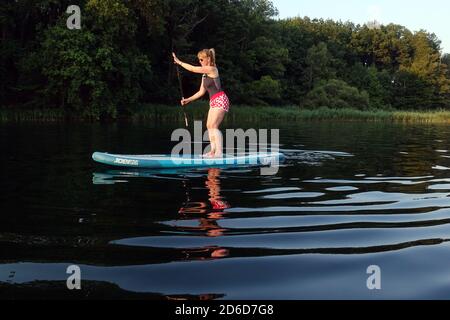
[206,108,226,157]
[205,111,215,157]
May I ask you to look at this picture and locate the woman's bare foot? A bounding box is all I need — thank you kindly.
[203,151,214,158]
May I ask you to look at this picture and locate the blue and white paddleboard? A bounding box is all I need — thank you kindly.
[92,152,284,169]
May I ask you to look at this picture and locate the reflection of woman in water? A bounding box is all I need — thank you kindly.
[178,168,230,259]
[206,168,230,212]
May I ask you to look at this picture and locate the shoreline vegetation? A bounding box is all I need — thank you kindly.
[3,103,450,124]
[2,1,450,121]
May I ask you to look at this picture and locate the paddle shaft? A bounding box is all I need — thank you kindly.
[176,64,189,127]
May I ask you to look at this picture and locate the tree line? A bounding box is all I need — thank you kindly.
[1,0,450,119]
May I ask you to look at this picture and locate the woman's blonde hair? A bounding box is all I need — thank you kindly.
[197,48,216,66]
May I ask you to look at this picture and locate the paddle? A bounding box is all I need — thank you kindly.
[175,63,189,127]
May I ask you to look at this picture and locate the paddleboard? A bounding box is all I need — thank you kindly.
[92,152,284,169]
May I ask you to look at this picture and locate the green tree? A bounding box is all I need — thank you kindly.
[405,32,441,80]
[244,75,281,105]
[399,31,450,108]
[277,17,353,104]
[303,79,370,110]
[305,42,335,89]
[350,23,414,72]
[190,0,280,103]
[1,0,84,106]
[242,36,289,79]
[391,71,434,109]
[345,63,392,109]
[20,0,151,119]
[443,54,450,79]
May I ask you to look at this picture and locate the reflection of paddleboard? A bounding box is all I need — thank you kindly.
[92,152,284,169]
[92,168,197,185]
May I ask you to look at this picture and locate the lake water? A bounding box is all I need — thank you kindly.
[2,120,450,299]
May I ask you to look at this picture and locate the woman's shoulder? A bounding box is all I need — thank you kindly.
[207,66,219,78]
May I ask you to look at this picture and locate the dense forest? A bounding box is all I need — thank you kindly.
[1,0,450,119]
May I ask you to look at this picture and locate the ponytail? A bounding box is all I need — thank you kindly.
[209,48,216,66]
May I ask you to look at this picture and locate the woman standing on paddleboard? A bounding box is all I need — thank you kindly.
[172,49,230,158]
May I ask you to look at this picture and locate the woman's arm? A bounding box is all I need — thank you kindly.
[173,52,216,74]
[180,62,215,74]
[182,78,207,105]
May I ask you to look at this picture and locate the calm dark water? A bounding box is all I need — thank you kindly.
[2,120,450,299]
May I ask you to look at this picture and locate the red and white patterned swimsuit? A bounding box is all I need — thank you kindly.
[203,74,230,112]
[210,91,230,112]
